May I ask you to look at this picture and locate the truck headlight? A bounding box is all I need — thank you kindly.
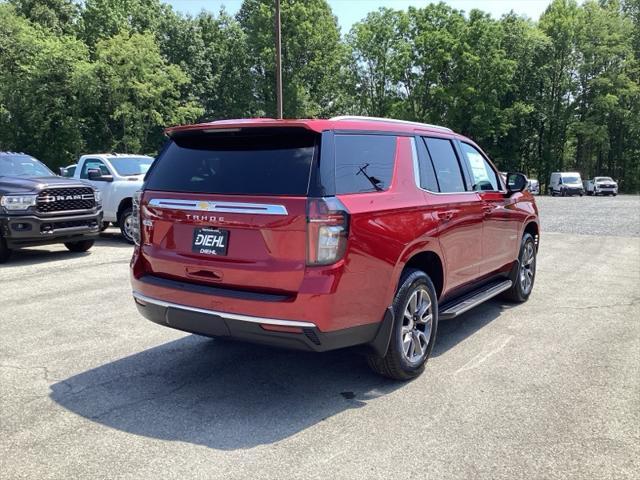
[0,194,38,211]
[94,190,102,204]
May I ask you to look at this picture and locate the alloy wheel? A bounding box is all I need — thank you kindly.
[123,213,134,242]
[519,241,536,294]
[401,287,433,365]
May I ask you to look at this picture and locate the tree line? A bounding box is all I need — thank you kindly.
[0,0,638,191]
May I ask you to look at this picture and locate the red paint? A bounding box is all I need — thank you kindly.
[131,118,539,334]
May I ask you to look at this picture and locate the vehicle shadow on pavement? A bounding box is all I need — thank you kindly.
[50,336,404,450]
[50,301,512,450]
[2,230,131,266]
[4,248,94,266]
[97,229,134,247]
[432,299,515,357]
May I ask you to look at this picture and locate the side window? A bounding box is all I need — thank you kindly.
[424,137,466,193]
[414,137,439,192]
[80,159,109,179]
[334,134,396,194]
[460,142,499,192]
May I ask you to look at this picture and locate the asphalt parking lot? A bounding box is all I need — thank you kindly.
[1,195,639,479]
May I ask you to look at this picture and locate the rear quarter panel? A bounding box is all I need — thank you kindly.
[336,136,441,324]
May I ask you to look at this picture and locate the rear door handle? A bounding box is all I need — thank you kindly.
[436,210,455,222]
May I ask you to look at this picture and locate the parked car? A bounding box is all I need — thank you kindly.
[70,153,154,242]
[528,178,540,195]
[549,171,584,196]
[59,164,76,177]
[0,152,102,263]
[129,116,540,380]
[584,176,618,196]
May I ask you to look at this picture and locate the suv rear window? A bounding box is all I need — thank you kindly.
[145,128,317,196]
[334,134,396,194]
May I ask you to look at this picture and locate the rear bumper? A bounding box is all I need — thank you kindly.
[1,211,102,248]
[132,291,382,353]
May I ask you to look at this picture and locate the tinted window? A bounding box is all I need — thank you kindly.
[145,129,317,195]
[424,138,466,193]
[334,134,396,194]
[81,159,109,178]
[460,142,499,191]
[415,137,440,192]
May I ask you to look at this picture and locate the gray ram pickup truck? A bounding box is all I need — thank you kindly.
[0,152,102,263]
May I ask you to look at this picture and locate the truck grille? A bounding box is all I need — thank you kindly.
[37,187,96,213]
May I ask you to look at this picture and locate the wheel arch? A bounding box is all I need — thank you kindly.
[523,219,540,250]
[117,197,133,221]
[398,249,445,300]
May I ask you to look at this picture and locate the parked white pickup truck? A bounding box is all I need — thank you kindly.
[584,176,618,196]
[71,154,154,242]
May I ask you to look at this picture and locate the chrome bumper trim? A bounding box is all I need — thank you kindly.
[132,291,315,328]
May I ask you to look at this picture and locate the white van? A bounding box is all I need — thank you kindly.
[549,172,584,196]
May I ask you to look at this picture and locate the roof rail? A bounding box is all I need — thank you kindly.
[329,115,453,133]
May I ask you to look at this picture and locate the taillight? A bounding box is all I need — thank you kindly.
[131,190,142,246]
[306,197,349,266]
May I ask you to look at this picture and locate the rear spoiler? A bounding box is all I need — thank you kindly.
[164,119,315,137]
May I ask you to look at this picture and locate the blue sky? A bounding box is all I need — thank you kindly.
[165,1,553,32]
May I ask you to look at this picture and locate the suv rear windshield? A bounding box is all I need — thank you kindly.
[145,128,318,196]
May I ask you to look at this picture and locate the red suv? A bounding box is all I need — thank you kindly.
[130,116,539,380]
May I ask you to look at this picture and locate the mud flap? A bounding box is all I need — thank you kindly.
[368,306,395,357]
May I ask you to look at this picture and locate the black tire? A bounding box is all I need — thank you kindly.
[118,207,134,244]
[100,222,110,231]
[502,233,537,303]
[367,269,438,381]
[64,240,94,252]
[0,235,11,263]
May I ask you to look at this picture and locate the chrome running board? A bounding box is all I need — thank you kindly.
[439,280,512,320]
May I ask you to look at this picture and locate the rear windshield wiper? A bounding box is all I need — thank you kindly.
[357,163,383,191]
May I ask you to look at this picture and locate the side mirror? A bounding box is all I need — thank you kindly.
[59,167,68,177]
[87,168,113,182]
[506,172,527,195]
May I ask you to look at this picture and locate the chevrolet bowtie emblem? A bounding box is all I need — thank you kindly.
[198,201,209,210]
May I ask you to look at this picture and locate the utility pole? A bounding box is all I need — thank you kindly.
[275,0,283,119]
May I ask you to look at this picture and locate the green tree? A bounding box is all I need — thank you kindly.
[8,0,78,34]
[238,0,345,117]
[572,0,639,190]
[494,13,550,174]
[0,3,89,167]
[537,0,580,187]
[403,3,467,122]
[79,0,166,47]
[345,8,408,117]
[81,31,202,153]
[158,9,255,120]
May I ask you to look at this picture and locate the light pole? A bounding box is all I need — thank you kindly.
[275,0,283,119]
